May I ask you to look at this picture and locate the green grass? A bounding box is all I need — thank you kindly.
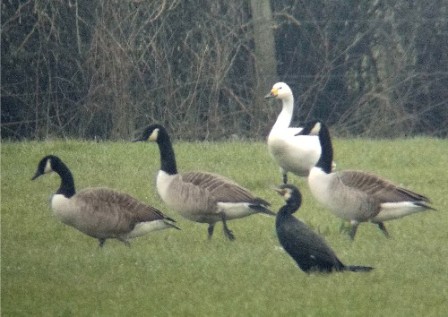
[2,138,447,316]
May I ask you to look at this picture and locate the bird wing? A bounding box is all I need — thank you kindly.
[285,126,303,135]
[338,171,430,203]
[268,133,321,176]
[75,188,167,234]
[180,172,269,206]
[277,216,343,270]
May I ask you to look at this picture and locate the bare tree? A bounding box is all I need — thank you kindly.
[2,0,447,139]
[249,0,278,135]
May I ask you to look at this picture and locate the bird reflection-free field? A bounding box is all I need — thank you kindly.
[2,138,447,316]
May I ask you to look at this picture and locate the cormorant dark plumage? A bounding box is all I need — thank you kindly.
[274,184,373,273]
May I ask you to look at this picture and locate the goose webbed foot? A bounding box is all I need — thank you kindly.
[220,212,235,241]
[207,224,215,240]
[339,221,350,234]
[349,221,359,240]
[116,237,131,247]
[377,222,390,238]
[98,238,106,248]
[223,225,235,241]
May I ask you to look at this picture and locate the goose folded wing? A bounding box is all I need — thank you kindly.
[180,171,269,205]
[338,171,429,203]
[76,188,167,233]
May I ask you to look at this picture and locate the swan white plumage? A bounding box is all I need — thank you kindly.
[265,82,321,183]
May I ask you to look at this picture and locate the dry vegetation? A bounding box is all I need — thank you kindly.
[2,0,448,140]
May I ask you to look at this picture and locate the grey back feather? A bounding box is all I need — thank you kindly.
[68,188,167,237]
[180,172,270,205]
[325,170,433,221]
[164,171,270,216]
[338,171,431,203]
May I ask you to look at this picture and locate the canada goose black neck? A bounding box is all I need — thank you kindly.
[315,123,333,174]
[156,127,178,175]
[34,156,76,198]
[57,165,75,198]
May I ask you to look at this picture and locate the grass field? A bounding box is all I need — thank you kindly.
[2,137,447,316]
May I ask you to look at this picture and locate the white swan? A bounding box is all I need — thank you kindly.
[265,82,321,183]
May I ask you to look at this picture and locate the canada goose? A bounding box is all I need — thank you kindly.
[265,82,321,183]
[32,155,180,247]
[133,124,275,240]
[297,121,435,239]
[274,184,373,273]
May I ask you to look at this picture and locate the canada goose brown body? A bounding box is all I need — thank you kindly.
[160,171,270,223]
[134,124,275,240]
[274,184,373,273]
[32,155,179,247]
[298,121,434,239]
[265,82,321,183]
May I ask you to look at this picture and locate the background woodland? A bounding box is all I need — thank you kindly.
[2,0,447,140]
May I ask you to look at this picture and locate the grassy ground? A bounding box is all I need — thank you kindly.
[2,137,447,316]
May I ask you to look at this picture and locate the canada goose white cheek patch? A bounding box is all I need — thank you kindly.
[44,159,53,174]
[149,128,159,141]
[310,122,321,135]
